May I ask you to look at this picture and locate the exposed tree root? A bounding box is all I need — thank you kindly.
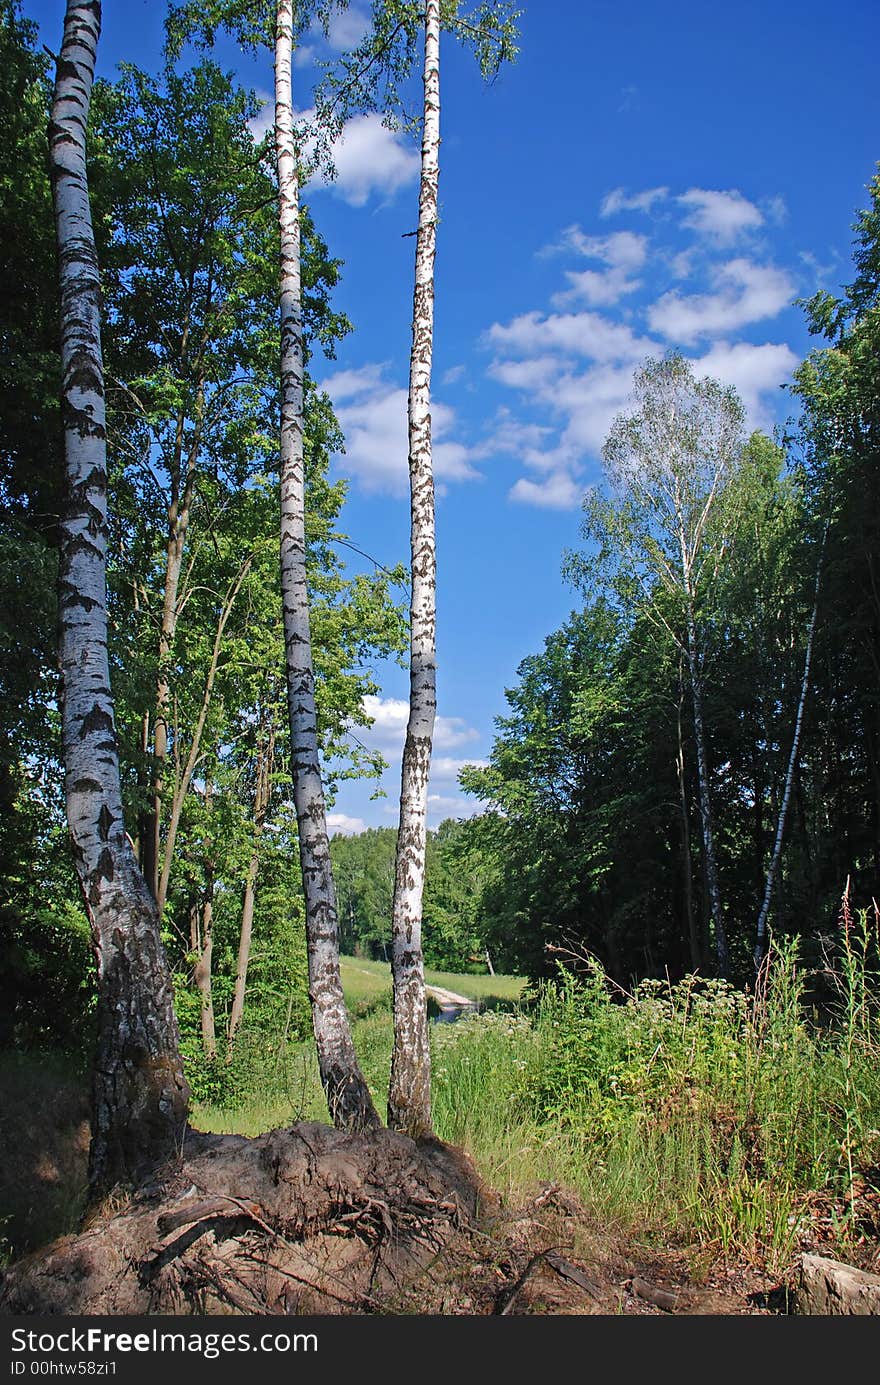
[0,1123,484,1316]
[0,1128,787,1316]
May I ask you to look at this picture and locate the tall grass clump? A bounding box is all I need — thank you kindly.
[499,914,880,1266]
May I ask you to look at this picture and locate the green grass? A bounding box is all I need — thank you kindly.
[0,1049,90,1262]
[14,927,880,1280]
[339,954,525,1007]
[197,929,880,1275]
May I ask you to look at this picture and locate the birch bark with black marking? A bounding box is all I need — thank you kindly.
[49,0,188,1196]
[387,0,440,1138]
[275,0,378,1130]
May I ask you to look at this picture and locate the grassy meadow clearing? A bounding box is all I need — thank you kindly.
[189,927,880,1276]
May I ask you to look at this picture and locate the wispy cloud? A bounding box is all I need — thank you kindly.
[323,364,480,495]
[691,340,799,427]
[677,188,764,244]
[510,471,584,509]
[360,696,481,753]
[600,186,669,217]
[327,812,367,836]
[545,228,648,307]
[319,112,419,206]
[248,104,419,206]
[485,185,798,509]
[486,310,656,363]
[648,259,795,344]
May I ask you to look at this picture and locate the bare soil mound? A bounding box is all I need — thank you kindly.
[0,1122,780,1316]
[0,1123,484,1316]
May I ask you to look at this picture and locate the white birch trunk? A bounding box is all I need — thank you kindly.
[275,0,378,1130]
[753,525,828,968]
[685,606,729,975]
[387,0,439,1138]
[49,0,188,1196]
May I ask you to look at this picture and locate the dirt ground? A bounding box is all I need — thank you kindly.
[4,1055,877,1316]
[0,1110,787,1316]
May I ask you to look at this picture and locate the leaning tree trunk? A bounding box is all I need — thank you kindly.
[754,524,827,969]
[275,0,378,1130]
[227,714,276,1060]
[387,0,439,1139]
[144,388,205,900]
[49,0,189,1198]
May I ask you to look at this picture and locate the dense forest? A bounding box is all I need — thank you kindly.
[1,0,879,1321]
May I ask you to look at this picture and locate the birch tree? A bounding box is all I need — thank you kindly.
[567,355,747,976]
[384,0,440,1138]
[48,0,189,1195]
[275,0,379,1129]
[322,0,517,1135]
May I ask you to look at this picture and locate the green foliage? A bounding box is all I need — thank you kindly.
[314,0,519,139]
[0,769,95,1054]
[0,1,61,520]
[330,818,494,968]
[175,886,312,1107]
[0,18,408,1070]
[790,167,880,923]
[193,938,880,1267]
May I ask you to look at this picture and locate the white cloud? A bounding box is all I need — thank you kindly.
[430,756,488,782]
[441,364,465,386]
[600,186,669,217]
[690,340,799,428]
[486,310,656,363]
[324,362,386,402]
[510,471,584,509]
[360,696,481,753]
[323,364,480,495]
[248,103,419,206]
[435,716,482,752]
[484,307,656,507]
[648,259,794,344]
[554,267,639,308]
[544,226,648,270]
[426,793,483,824]
[547,228,648,307]
[549,362,644,455]
[295,9,371,65]
[327,812,367,836]
[488,354,571,392]
[321,112,419,206]
[678,188,763,244]
[323,5,371,49]
[472,409,553,462]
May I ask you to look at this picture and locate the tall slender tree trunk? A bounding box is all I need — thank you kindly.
[275,1,378,1131]
[227,715,276,1060]
[387,0,439,1139]
[685,605,728,975]
[676,667,701,970]
[49,0,189,1197]
[192,774,216,1059]
[156,554,252,913]
[754,525,827,968]
[144,388,205,899]
[192,891,216,1060]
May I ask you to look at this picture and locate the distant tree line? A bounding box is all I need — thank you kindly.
[331,818,491,972]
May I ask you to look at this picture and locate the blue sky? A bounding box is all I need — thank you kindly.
[27,0,880,832]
